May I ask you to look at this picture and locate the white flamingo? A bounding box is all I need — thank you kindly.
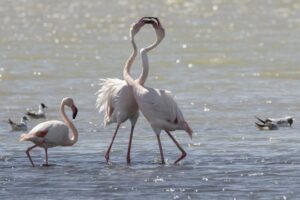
[96,17,164,163]
[20,97,78,167]
[123,18,193,164]
[26,103,47,119]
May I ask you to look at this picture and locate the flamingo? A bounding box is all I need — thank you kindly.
[26,103,47,119]
[20,97,78,167]
[123,17,193,164]
[95,17,164,163]
[7,116,28,131]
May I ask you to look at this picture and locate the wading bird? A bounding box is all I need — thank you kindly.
[20,97,78,167]
[123,17,193,164]
[95,17,164,164]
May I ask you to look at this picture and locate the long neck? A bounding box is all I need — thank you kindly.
[138,36,162,85]
[123,38,138,86]
[61,103,78,146]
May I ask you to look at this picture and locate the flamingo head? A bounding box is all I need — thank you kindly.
[140,17,165,41]
[130,17,165,39]
[62,97,78,119]
[130,18,148,39]
[71,104,78,119]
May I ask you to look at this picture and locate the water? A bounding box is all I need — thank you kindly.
[1,0,300,199]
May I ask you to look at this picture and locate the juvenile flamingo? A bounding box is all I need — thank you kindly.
[20,97,78,167]
[123,18,193,164]
[96,17,164,163]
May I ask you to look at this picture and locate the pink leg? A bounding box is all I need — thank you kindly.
[165,130,187,164]
[156,134,165,164]
[127,125,135,164]
[43,148,48,166]
[105,123,120,163]
[26,144,38,167]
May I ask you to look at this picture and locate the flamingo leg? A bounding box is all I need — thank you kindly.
[26,144,38,167]
[165,130,187,164]
[105,123,120,163]
[156,134,165,164]
[127,125,135,164]
[43,148,48,166]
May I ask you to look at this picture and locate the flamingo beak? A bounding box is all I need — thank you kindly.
[140,17,157,25]
[72,105,78,119]
[184,121,193,139]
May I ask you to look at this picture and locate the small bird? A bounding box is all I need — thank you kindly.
[255,116,293,127]
[7,116,28,131]
[255,121,279,131]
[26,103,47,119]
[20,97,78,167]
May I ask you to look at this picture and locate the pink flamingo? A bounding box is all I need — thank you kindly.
[123,18,193,164]
[95,17,164,163]
[20,97,78,167]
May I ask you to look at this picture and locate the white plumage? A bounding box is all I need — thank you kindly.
[96,78,138,127]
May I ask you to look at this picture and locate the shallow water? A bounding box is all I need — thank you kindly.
[1,0,300,199]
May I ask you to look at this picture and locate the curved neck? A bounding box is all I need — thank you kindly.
[61,103,78,146]
[138,35,162,86]
[123,38,138,86]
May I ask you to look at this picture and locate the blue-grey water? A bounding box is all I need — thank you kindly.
[1,0,300,199]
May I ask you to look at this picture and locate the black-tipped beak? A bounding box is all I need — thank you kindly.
[72,105,78,119]
[184,122,193,139]
[140,17,159,25]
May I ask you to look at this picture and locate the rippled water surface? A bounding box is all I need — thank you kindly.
[1,0,300,199]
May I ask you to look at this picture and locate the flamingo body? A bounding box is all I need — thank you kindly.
[20,120,70,148]
[96,78,139,126]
